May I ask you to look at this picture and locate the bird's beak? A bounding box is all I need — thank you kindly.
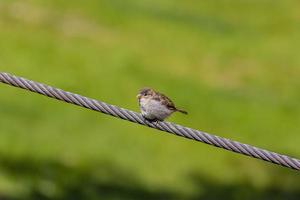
[136,94,141,99]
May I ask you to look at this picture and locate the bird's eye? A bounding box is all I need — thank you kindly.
[143,93,148,96]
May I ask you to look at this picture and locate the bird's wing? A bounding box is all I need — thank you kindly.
[154,92,177,110]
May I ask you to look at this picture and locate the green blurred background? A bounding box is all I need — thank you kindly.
[1,0,300,199]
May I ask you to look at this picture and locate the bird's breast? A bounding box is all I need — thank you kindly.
[139,98,173,120]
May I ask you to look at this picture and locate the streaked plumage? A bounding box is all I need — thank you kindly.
[137,88,187,121]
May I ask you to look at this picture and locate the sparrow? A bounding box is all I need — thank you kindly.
[137,87,187,121]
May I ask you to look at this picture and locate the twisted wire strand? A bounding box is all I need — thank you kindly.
[0,72,300,171]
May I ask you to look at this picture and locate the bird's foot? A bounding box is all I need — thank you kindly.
[141,115,161,126]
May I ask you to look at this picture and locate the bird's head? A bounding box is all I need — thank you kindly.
[137,87,155,100]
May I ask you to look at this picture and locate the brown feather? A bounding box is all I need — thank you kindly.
[140,88,188,115]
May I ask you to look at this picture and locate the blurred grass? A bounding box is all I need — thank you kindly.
[1,0,300,199]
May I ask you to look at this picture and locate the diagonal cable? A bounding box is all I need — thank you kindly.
[0,72,300,171]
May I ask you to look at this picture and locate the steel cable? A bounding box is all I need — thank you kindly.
[0,72,299,171]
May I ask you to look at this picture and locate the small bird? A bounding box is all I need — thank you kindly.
[137,87,187,121]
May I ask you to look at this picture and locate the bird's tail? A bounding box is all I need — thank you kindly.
[176,108,188,115]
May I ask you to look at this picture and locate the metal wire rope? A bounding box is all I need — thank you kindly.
[1,72,299,171]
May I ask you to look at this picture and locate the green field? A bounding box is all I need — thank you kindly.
[1,0,300,199]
